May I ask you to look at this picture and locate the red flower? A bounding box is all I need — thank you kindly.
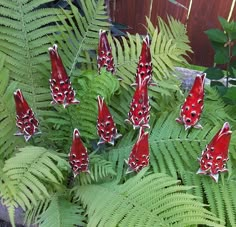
[48,44,80,108]
[197,122,232,182]
[126,74,151,129]
[14,89,40,141]
[68,129,89,177]
[97,30,115,74]
[97,96,121,145]
[132,35,155,86]
[126,128,149,173]
[176,73,205,130]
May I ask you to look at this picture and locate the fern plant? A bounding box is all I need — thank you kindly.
[0,0,235,227]
[76,169,223,227]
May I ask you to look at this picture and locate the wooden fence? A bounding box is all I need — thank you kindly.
[109,0,236,67]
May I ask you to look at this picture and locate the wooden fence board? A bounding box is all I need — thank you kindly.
[150,0,188,25]
[187,0,234,66]
[109,0,152,34]
[109,0,236,67]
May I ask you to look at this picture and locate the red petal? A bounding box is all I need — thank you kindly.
[97,96,121,145]
[69,129,89,176]
[177,73,205,129]
[14,89,39,141]
[133,35,154,86]
[127,76,150,128]
[48,44,68,81]
[48,44,80,107]
[14,89,30,115]
[197,122,232,182]
[97,30,115,74]
[127,128,149,172]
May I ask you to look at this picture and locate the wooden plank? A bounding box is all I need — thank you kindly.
[187,0,233,66]
[109,0,236,67]
[150,0,189,25]
[109,0,152,34]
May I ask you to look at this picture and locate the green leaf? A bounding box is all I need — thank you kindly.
[78,154,116,185]
[219,17,229,30]
[2,146,66,210]
[214,49,230,64]
[218,17,236,39]
[205,67,225,80]
[229,61,236,78]
[52,0,110,74]
[211,81,227,96]
[76,170,223,227]
[75,69,120,139]
[38,194,86,227]
[205,29,227,43]
[223,87,236,103]
[232,45,236,56]
[229,31,236,40]
[0,65,24,158]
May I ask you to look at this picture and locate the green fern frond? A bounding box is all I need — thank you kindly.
[147,98,236,226]
[37,68,120,150]
[37,193,85,227]
[104,130,137,182]
[0,162,17,227]
[148,16,192,57]
[24,197,51,227]
[73,69,120,139]
[108,17,191,115]
[150,112,223,177]
[0,0,67,112]
[76,169,223,227]
[78,154,116,185]
[109,86,132,127]
[0,63,24,158]
[106,88,235,180]
[182,172,236,226]
[0,0,72,154]
[52,0,110,75]
[110,17,191,82]
[109,33,140,85]
[38,107,74,152]
[203,87,235,125]
[1,146,66,214]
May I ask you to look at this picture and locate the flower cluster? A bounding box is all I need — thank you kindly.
[13,31,232,182]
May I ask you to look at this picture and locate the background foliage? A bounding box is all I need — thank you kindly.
[0,0,235,227]
[205,16,236,105]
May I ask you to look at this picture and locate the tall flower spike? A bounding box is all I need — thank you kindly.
[132,35,155,86]
[97,30,115,74]
[48,44,80,108]
[197,122,232,183]
[14,89,40,142]
[126,74,151,129]
[176,73,206,130]
[68,129,89,177]
[97,96,121,145]
[126,128,149,173]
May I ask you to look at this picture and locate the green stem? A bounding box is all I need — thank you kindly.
[148,0,153,19]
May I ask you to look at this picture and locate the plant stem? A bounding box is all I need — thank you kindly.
[148,0,153,20]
